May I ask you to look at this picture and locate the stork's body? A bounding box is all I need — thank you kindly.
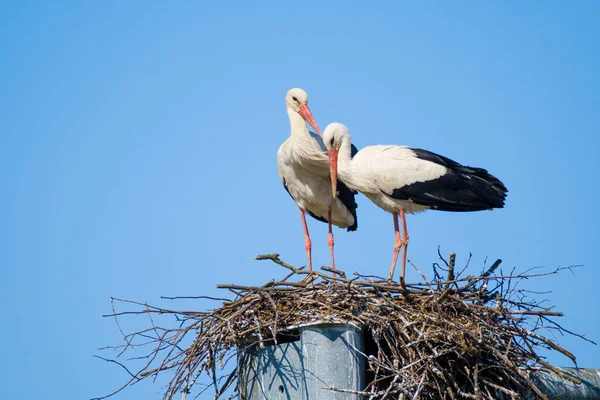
[325,123,507,287]
[277,91,357,273]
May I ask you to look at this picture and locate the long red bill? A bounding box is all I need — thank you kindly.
[329,149,338,198]
[298,104,322,137]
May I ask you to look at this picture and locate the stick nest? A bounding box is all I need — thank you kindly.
[95,252,593,400]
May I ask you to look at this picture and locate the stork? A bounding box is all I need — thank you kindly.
[277,90,358,274]
[324,122,507,287]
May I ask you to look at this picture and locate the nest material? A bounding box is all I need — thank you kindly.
[96,252,591,400]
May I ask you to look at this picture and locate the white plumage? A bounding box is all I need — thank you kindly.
[324,122,507,287]
[339,144,447,214]
[276,90,357,273]
[277,142,356,227]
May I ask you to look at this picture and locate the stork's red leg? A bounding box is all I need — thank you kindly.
[327,207,336,271]
[388,213,401,282]
[399,209,409,289]
[299,209,313,273]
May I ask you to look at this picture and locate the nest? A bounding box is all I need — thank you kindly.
[95,252,592,400]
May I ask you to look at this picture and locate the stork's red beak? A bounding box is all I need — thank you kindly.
[298,104,322,137]
[329,149,338,199]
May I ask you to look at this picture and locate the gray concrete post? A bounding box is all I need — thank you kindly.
[533,367,600,399]
[300,323,365,399]
[238,323,365,399]
[238,324,600,399]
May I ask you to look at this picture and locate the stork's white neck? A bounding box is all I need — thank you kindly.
[287,108,310,139]
[286,107,328,171]
[337,136,358,189]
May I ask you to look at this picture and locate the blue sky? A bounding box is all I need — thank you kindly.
[2,2,599,399]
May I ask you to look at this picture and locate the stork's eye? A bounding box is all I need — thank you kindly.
[292,96,299,103]
[329,137,335,147]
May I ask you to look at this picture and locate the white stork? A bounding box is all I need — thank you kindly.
[277,90,358,273]
[324,122,507,287]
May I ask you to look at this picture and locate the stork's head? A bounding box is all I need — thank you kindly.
[286,88,321,136]
[323,122,351,199]
[323,122,351,152]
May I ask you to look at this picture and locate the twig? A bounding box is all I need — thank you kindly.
[95,253,587,400]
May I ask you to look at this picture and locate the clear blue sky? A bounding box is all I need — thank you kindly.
[2,2,599,399]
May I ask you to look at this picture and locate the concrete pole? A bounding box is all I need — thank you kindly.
[238,324,600,399]
[533,367,600,399]
[301,324,365,399]
[238,323,365,399]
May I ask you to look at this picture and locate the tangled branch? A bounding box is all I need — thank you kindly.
[94,252,593,399]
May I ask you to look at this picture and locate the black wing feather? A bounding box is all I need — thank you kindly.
[339,143,359,230]
[386,148,508,212]
[337,179,358,231]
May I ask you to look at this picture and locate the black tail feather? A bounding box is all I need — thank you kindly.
[389,149,508,212]
[337,179,358,231]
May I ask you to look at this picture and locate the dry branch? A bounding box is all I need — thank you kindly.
[94,253,593,400]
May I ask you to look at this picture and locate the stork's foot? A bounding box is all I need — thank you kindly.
[388,268,398,283]
[302,272,317,287]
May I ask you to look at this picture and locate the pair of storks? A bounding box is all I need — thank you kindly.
[277,88,507,287]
